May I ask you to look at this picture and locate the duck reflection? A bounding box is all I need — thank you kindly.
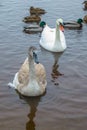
[17,91,45,130]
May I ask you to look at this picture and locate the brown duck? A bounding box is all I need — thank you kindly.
[30,6,46,15]
[83,15,87,23]
[23,15,41,23]
[82,1,87,10]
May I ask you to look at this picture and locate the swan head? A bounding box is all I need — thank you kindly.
[28,46,39,64]
[56,18,64,25]
[56,18,64,32]
[56,18,64,28]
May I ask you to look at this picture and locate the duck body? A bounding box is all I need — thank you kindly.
[23,21,46,34]
[23,25,43,34]
[63,18,83,29]
[30,6,46,15]
[8,47,47,97]
[64,22,82,29]
[40,19,66,52]
[23,15,41,23]
[83,15,87,23]
[82,1,87,10]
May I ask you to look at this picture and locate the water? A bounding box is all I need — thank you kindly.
[0,0,87,130]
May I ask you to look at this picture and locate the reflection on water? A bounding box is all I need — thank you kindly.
[25,97,40,130]
[40,46,64,85]
[51,52,64,85]
[17,91,46,130]
[1,0,87,130]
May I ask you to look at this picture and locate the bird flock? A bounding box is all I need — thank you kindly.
[8,2,87,97]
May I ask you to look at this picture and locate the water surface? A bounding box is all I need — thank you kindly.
[0,0,87,130]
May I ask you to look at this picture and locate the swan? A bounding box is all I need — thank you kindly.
[8,46,47,96]
[39,19,67,52]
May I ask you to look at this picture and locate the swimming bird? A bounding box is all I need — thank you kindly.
[82,1,87,10]
[63,18,83,29]
[8,46,47,96]
[23,15,41,23]
[23,21,46,34]
[39,19,67,52]
[30,6,46,15]
[83,15,87,23]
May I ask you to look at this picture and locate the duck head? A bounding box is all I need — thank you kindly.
[77,18,83,24]
[39,21,46,28]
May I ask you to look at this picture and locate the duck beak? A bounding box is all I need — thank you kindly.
[33,52,39,64]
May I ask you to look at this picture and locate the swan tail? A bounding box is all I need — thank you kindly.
[8,82,16,89]
[8,72,19,89]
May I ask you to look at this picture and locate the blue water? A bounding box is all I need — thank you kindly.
[0,0,87,130]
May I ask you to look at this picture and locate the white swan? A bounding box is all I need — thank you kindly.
[39,19,67,52]
[8,46,47,96]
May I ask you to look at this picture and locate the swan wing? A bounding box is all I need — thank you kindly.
[35,63,47,90]
[18,58,29,86]
[40,25,55,44]
[13,58,47,89]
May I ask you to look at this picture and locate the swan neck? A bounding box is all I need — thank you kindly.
[28,55,36,80]
[55,22,60,42]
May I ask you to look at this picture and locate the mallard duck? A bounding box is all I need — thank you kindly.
[30,6,46,15]
[63,18,83,29]
[82,1,87,10]
[23,21,46,34]
[39,19,67,52]
[23,25,43,34]
[8,46,47,96]
[83,15,87,23]
[23,15,41,23]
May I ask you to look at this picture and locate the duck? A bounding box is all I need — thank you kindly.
[23,21,46,34]
[8,46,47,97]
[23,15,41,23]
[83,15,87,23]
[39,19,67,52]
[63,18,83,29]
[82,1,87,10]
[23,25,42,34]
[30,6,46,15]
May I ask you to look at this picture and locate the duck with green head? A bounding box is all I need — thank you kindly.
[63,18,83,29]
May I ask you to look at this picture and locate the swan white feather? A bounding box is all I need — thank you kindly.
[40,19,67,52]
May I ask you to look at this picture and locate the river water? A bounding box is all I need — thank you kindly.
[0,0,87,130]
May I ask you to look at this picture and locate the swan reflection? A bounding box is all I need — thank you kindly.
[17,91,45,130]
[51,52,64,84]
[40,47,64,85]
[25,96,41,130]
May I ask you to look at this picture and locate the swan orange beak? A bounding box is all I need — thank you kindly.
[59,25,64,32]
